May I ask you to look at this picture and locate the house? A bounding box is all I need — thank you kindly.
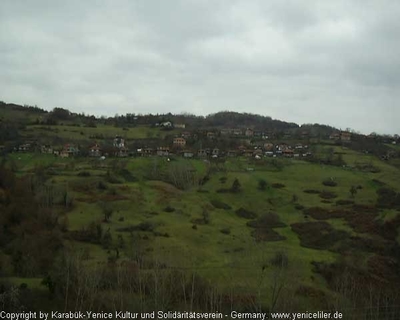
[89,144,101,157]
[254,131,264,138]
[220,129,232,136]
[233,129,243,136]
[59,144,79,158]
[174,123,186,129]
[181,131,191,139]
[245,128,254,137]
[276,143,289,151]
[264,143,274,151]
[113,136,125,148]
[341,131,351,142]
[212,148,220,156]
[157,147,169,157]
[115,147,128,157]
[183,150,194,158]
[295,143,304,150]
[283,150,294,158]
[160,121,172,128]
[41,145,53,154]
[206,132,215,139]
[253,149,263,157]
[329,132,341,141]
[265,151,274,157]
[173,137,186,148]
[198,149,207,158]
[142,148,154,156]
[243,149,254,157]
[17,143,32,152]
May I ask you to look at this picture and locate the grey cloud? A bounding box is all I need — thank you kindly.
[0,0,399,134]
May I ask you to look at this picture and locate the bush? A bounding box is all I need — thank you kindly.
[271,183,285,189]
[231,178,241,193]
[97,181,108,190]
[304,189,321,194]
[220,227,231,235]
[258,179,268,190]
[210,200,232,210]
[219,177,228,184]
[235,207,257,219]
[164,206,176,213]
[77,171,91,177]
[336,199,354,206]
[322,179,337,187]
[319,190,337,199]
[291,221,348,250]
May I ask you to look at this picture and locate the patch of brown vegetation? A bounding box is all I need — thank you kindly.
[247,213,286,242]
[368,255,400,283]
[319,190,338,199]
[291,221,349,250]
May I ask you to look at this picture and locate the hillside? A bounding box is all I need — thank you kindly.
[1,102,400,318]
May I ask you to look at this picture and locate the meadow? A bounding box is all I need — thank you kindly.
[3,144,399,314]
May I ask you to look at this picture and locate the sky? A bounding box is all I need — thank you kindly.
[0,0,399,134]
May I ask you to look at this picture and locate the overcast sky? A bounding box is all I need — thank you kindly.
[0,1,399,134]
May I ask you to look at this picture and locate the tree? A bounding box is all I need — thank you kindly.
[258,179,267,191]
[231,178,241,193]
[202,209,210,225]
[100,202,113,222]
[350,185,357,198]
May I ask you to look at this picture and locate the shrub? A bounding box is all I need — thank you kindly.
[291,221,348,250]
[231,178,241,193]
[210,200,232,210]
[97,181,108,190]
[303,189,321,194]
[322,179,337,187]
[235,207,257,219]
[164,206,176,213]
[247,213,286,229]
[258,179,268,190]
[220,227,231,235]
[77,171,91,177]
[319,190,337,199]
[336,199,354,206]
[271,183,285,189]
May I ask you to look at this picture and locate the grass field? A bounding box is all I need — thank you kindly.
[2,145,400,311]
